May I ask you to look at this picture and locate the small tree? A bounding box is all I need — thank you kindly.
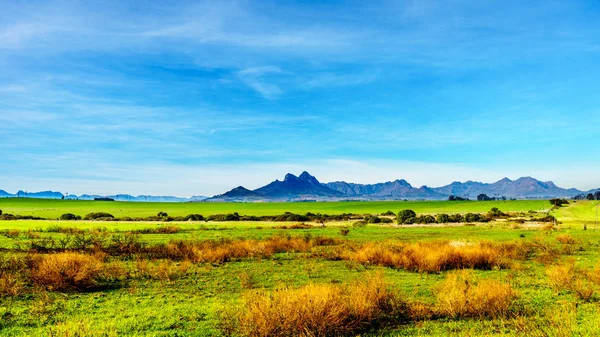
[437,213,450,223]
[587,193,595,201]
[416,215,436,224]
[60,213,81,220]
[367,216,382,224]
[0,209,2,216]
[464,213,482,222]
[397,209,417,224]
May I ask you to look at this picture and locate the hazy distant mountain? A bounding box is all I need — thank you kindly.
[206,186,269,202]
[431,177,583,199]
[324,179,446,200]
[1,174,594,203]
[0,190,206,202]
[254,171,344,200]
[10,190,65,199]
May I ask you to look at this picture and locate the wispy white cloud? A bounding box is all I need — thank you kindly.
[237,66,286,99]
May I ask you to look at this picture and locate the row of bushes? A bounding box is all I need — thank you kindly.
[0,213,45,220]
[65,211,364,223]
[396,208,510,225]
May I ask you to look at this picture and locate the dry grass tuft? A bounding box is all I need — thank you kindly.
[337,241,525,273]
[436,270,516,318]
[222,275,406,337]
[30,252,104,291]
[512,301,578,337]
[546,262,576,291]
[556,234,576,244]
[0,273,24,297]
[546,261,597,301]
[542,224,555,231]
[157,236,339,264]
[2,229,21,239]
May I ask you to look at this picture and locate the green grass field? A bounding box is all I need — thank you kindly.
[0,198,552,218]
[1,199,600,336]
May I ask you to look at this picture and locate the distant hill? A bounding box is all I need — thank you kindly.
[205,186,269,202]
[1,173,594,203]
[207,172,592,201]
[254,171,344,200]
[324,179,446,200]
[431,177,583,199]
[0,191,207,202]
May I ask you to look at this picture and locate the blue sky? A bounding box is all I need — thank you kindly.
[1,0,600,196]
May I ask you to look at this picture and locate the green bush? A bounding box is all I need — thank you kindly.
[437,214,450,223]
[82,212,115,220]
[464,213,482,223]
[397,210,417,224]
[367,216,382,224]
[416,215,436,224]
[183,214,204,221]
[60,213,81,221]
[448,214,464,223]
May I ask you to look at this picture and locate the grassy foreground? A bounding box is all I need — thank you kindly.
[1,200,600,336]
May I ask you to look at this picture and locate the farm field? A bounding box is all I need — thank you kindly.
[1,200,600,336]
[0,198,553,219]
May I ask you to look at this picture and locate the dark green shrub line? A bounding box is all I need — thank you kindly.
[396,207,522,225]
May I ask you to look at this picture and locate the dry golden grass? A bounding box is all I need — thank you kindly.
[2,229,20,239]
[0,272,24,297]
[556,234,576,244]
[546,261,597,302]
[546,262,576,291]
[222,275,406,337]
[30,252,104,291]
[509,301,596,337]
[158,236,339,264]
[436,270,516,318]
[542,224,555,231]
[337,241,524,273]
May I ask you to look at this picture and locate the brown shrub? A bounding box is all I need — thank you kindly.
[100,260,130,282]
[337,241,521,273]
[542,224,555,231]
[25,229,41,239]
[546,262,575,291]
[547,261,597,301]
[30,252,104,291]
[276,223,314,229]
[436,270,516,318]
[0,273,24,297]
[2,229,20,239]
[222,275,406,337]
[571,279,595,302]
[154,236,340,264]
[512,302,578,337]
[556,234,576,245]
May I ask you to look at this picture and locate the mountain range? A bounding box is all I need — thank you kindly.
[205,172,596,202]
[1,172,596,202]
[0,190,207,202]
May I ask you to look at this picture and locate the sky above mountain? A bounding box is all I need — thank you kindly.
[2,0,600,196]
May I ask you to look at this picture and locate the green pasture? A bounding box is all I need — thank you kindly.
[2,199,600,336]
[0,198,551,218]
